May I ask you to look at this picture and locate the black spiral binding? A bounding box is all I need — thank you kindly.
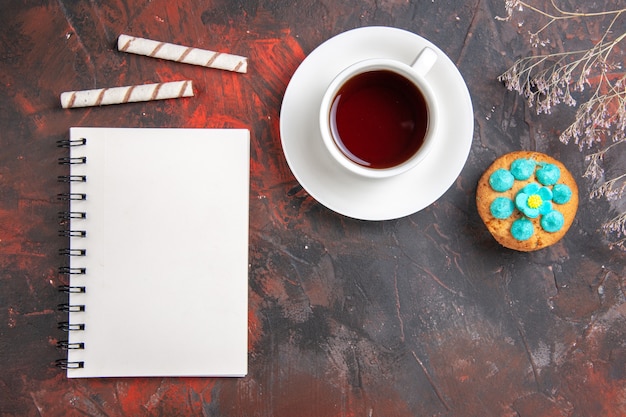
[56,138,87,371]
[56,138,86,148]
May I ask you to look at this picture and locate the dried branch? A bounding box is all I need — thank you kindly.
[497,0,626,250]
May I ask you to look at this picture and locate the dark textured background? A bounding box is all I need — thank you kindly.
[1,0,624,416]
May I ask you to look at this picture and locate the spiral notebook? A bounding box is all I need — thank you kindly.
[57,127,249,378]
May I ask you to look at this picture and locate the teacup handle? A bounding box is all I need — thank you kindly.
[411,47,437,76]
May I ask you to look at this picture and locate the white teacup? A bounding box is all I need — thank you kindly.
[319,48,439,179]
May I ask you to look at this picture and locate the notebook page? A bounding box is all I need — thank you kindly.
[65,127,249,378]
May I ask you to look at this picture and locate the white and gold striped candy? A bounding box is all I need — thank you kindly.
[60,80,193,109]
[117,34,248,73]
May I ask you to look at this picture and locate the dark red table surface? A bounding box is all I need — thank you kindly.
[1,1,624,416]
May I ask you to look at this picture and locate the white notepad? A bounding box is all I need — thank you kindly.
[60,127,249,378]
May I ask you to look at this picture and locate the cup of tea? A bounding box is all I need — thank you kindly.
[319,48,439,179]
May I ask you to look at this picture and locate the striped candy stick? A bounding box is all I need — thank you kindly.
[60,80,193,109]
[117,34,248,74]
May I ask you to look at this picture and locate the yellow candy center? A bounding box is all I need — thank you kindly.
[527,194,543,209]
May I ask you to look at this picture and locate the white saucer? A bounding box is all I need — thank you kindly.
[279,26,474,221]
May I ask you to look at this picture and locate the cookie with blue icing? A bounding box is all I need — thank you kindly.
[476,151,578,251]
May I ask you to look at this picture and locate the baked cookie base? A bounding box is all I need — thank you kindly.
[476,151,579,251]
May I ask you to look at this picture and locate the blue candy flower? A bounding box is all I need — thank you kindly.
[515,183,553,219]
